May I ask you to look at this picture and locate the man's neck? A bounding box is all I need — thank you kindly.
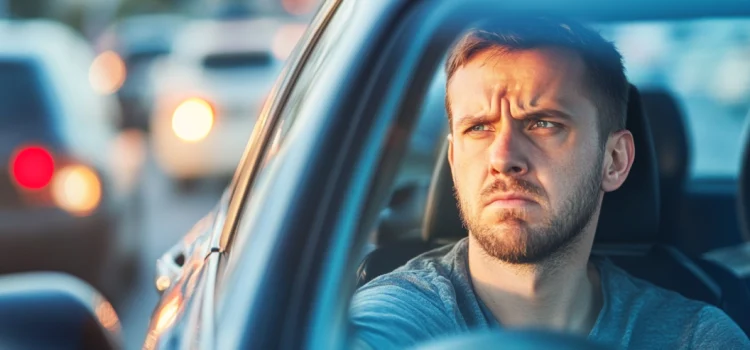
[467,234,602,335]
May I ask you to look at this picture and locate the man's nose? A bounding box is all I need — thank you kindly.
[488,123,528,176]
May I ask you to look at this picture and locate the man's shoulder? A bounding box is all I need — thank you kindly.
[353,240,464,306]
[596,257,709,312]
[349,241,469,349]
[595,259,749,347]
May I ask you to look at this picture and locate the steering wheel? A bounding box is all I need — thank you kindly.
[413,329,614,350]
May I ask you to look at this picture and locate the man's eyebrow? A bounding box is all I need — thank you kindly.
[455,115,492,127]
[516,108,576,121]
[456,109,575,127]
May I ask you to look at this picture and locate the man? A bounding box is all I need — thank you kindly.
[350,17,749,349]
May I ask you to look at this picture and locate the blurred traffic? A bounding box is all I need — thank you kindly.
[0,0,317,348]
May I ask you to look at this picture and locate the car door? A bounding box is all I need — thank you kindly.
[143,3,336,349]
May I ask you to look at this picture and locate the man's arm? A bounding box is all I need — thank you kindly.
[350,273,457,349]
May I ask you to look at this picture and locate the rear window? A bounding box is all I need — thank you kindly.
[598,19,750,179]
[126,49,170,68]
[0,60,52,127]
[202,52,273,70]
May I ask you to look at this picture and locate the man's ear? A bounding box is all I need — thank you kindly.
[601,130,635,193]
[447,134,455,183]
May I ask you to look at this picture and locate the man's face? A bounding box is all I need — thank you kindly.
[447,47,605,264]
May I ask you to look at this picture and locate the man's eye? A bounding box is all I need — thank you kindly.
[468,124,488,133]
[529,120,557,129]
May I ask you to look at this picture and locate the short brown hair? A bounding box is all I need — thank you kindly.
[445,17,629,142]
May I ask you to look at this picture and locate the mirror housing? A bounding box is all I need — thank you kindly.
[0,272,122,350]
[155,240,187,294]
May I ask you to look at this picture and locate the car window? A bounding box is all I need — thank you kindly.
[597,19,750,179]
[202,52,274,71]
[244,10,349,194]
[0,60,53,128]
[217,0,347,258]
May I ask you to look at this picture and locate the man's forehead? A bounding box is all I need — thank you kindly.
[446,47,591,113]
[451,47,585,90]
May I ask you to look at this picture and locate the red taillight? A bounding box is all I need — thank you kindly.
[10,146,55,190]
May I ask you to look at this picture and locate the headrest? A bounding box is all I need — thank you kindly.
[738,112,750,241]
[421,84,662,245]
[421,140,465,243]
[596,85,660,244]
[640,90,690,192]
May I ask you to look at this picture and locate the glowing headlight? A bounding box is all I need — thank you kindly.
[171,98,215,142]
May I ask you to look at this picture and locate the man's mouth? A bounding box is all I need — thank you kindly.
[484,193,537,208]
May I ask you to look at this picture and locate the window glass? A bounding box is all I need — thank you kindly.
[598,19,750,178]
[0,60,52,128]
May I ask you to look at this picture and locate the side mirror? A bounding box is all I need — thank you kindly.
[154,211,217,295]
[155,240,187,294]
[0,272,122,350]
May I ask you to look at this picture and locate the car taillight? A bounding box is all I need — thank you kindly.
[10,145,55,190]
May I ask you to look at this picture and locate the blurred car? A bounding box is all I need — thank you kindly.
[136,0,750,349]
[149,16,300,188]
[0,19,142,299]
[94,14,186,131]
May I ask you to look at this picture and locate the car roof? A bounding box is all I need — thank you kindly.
[0,19,97,79]
[459,0,750,21]
[0,19,90,57]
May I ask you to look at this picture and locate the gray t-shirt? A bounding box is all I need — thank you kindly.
[350,238,750,349]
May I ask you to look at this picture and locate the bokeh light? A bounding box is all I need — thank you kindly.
[89,50,127,95]
[51,165,102,216]
[272,24,307,61]
[281,0,318,16]
[171,98,215,142]
[10,146,55,190]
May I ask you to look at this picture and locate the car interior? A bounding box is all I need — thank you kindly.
[356,62,750,337]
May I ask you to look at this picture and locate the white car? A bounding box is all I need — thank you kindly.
[149,17,301,187]
[0,19,143,300]
[94,14,187,131]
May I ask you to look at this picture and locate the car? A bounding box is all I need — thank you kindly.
[94,14,187,131]
[144,0,750,349]
[148,15,304,189]
[1,0,749,349]
[135,0,750,348]
[0,19,143,302]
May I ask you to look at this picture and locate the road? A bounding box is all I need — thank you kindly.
[117,153,227,350]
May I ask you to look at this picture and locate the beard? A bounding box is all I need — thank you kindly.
[456,157,603,265]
